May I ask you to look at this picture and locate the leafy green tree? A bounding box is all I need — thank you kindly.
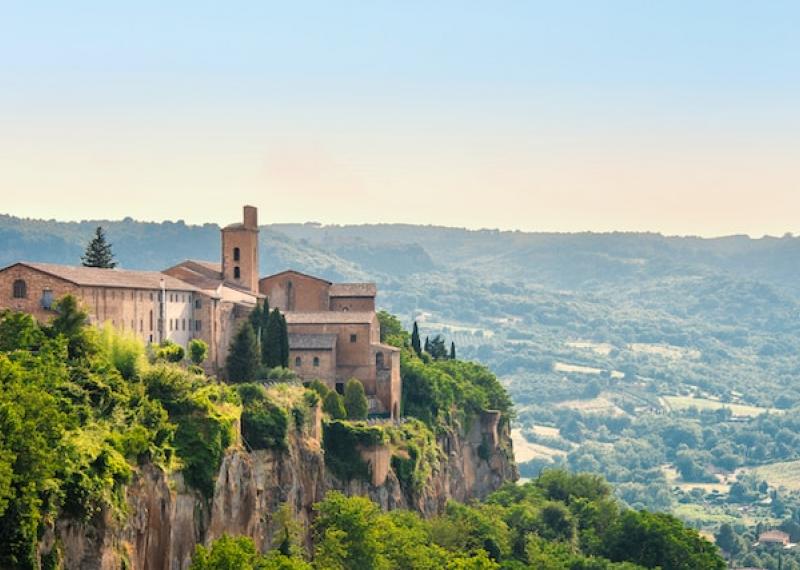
[714,523,744,557]
[0,310,43,351]
[313,492,383,570]
[603,510,725,569]
[343,379,368,420]
[378,311,406,345]
[226,322,261,382]
[189,339,209,365]
[323,391,346,420]
[190,534,310,570]
[411,322,422,356]
[428,335,448,360]
[49,295,92,358]
[81,226,116,268]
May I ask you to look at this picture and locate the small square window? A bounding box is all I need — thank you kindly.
[350,334,357,343]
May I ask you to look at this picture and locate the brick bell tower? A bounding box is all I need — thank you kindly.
[221,205,259,293]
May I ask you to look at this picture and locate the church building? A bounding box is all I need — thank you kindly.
[0,206,401,418]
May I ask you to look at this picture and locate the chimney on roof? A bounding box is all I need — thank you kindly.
[243,205,257,230]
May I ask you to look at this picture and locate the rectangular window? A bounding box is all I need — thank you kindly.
[40,289,54,309]
[169,319,173,331]
[350,334,357,343]
[182,319,186,331]
[195,299,202,309]
[195,320,202,331]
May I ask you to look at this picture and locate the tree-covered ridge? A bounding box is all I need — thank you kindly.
[189,471,724,569]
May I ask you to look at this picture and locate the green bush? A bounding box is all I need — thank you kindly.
[241,399,289,451]
[344,379,368,420]
[188,339,208,365]
[323,391,346,419]
[323,421,387,482]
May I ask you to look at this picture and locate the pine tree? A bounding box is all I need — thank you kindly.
[450,341,456,360]
[343,379,368,420]
[226,322,260,382]
[81,226,116,268]
[411,322,422,356]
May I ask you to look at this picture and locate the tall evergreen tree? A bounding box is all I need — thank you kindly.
[262,309,283,368]
[248,303,263,339]
[279,312,290,368]
[450,341,456,360]
[258,299,271,362]
[226,322,260,382]
[424,336,430,354]
[411,322,422,356]
[81,226,116,268]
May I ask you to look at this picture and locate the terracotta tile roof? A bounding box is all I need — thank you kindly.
[260,269,332,285]
[9,262,201,292]
[284,311,376,325]
[329,283,377,297]
[289,333,338,350]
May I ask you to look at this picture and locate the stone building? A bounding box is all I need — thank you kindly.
[260,270,400,418]
[0,205,401,418]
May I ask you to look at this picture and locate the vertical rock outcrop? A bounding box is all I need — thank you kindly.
[44,415,516,569]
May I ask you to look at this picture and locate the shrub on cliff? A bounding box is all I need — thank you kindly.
[322,421,387,482]
[322,391,346,419]
[343,379,368,420]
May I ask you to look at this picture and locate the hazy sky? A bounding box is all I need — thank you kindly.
[1,1,798,237]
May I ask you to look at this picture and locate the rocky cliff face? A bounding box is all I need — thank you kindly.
[44,415,517,570]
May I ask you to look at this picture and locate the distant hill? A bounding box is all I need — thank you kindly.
[3,212,800,407]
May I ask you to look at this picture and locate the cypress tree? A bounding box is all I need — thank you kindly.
[81,226,116,268]
[411,322,422,356]
[450,341,456,360]
[226,322,260,382]
[259,299,271,363]
[262,309,283,368]
[424,336,430,354]
[279,312,290,368]
[248,303,263,339]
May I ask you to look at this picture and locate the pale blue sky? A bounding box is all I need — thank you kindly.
[1,1,798,236]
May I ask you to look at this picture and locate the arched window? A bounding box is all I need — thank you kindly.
[376,352,385,369]
[287,280,293,310]
[295,356,302,367]
[12,280,26,299]
[234,266,241,279]
[233,247,240,261]
[313,356,320,367]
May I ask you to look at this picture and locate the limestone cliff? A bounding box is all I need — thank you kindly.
[42,413,516,570]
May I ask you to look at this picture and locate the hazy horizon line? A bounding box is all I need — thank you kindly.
[2,210,796,242]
